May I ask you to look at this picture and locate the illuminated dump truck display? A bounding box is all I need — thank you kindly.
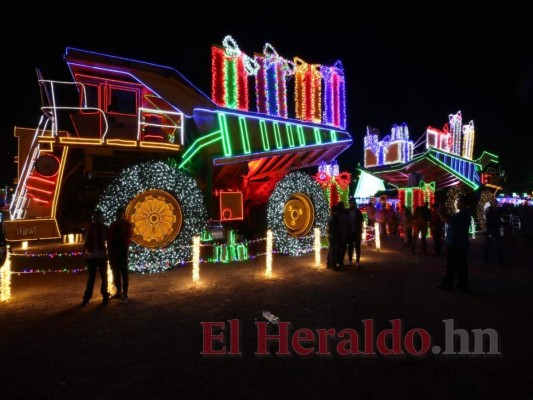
[4,39,352,271]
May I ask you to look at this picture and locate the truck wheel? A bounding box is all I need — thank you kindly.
[266,171,329,256]
[97,160,207,272]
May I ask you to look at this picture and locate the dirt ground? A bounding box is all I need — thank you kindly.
[1,234,532,400]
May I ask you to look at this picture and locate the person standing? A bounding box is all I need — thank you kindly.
[347,198,364,266]
[81,209,109,307]
[366,202,376,228]
[326,204,341,270]
[401,207,414,248]
[439,196,472,291]
[412,202,431,255]
[430,203,445,255]
[484,203,505,265]
[337,202,350,267]
[108,207,133,302]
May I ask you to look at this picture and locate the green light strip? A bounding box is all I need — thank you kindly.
[218,113,232,156]
[260,120,270,151]
[178,131,222,169]
[314,128,322,144]
[238,116,251,154]
[330,130,338,142]
[273,122,283,149]
[286,124,295,148]
[297,125,305,146]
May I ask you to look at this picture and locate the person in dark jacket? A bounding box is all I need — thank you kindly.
[347,198,364,266]
[326,204,342,270]
[439,196,472,291]
[412,202,431,255]
[108,207,133,302]
[430,203,445,255]
[81,209,109,307]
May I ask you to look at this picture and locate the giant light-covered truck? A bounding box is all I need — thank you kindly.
[4,40,352,272]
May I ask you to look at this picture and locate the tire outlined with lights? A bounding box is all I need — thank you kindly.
[267,171,329,256]
[96,160,207,273]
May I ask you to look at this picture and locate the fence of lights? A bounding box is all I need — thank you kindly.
[364,123,414,168]
[211,36,346,129]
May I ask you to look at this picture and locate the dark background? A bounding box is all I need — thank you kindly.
[2,3,532,191]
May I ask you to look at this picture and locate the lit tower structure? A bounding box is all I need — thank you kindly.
[462,120,475,160]
[449,110,463,156]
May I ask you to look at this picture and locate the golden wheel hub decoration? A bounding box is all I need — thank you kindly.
[283,193,314,237]
[126,189,182,248]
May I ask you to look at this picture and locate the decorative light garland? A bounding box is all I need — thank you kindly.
[97,160,207,273]
[267,171,329,256]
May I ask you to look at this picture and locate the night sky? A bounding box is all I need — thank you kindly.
[2,3,532,191]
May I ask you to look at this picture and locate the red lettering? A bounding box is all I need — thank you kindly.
[228,319,241,355]
[316,328,336,355]
[200,321,227,355]
[292,328,316,356]
[404,328,431,356]
[255,321,291,355]
[336,328,361,356]
[376,319,404,355]
[362,319,376,355]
